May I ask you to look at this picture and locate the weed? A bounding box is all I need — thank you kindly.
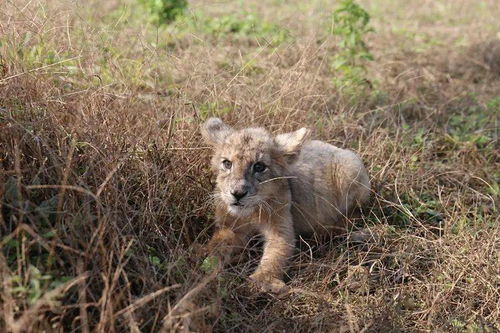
[9,265,71,305]
[139,0,187,24]
[197,102,232,121]
[446,105,494,148]
[330,0,374,94]
[486,96,500,111]
[173,11,289,46]
[200,256,218,273]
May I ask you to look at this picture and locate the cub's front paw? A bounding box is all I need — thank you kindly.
[249,271,287,294]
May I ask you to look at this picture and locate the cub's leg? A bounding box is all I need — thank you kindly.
[206,228,249,265]
[249,213,295,293]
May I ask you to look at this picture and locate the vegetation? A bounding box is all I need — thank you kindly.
[330,0,374,92]
[139,0,188,24]
[178,12,289,46]
[1,0,499,332]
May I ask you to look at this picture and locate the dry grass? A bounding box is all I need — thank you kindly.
[0,0,499,332]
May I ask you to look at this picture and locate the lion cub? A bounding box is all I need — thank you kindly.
[201,118,370,292]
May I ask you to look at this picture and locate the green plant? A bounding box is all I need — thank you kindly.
[446,105,493,148]
[203,13,287,42]
[10,265,72,305]
[486,96,500,111]
[198,102,232,121]
[200,256,218,273]
[175,12,289,46]
[330,0,374,92]
[139,0,187,25]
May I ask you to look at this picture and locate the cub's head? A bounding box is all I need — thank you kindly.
[201,117,309,217]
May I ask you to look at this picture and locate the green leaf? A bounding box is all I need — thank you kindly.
[149,255,162,267]
[333,57,348,69]
[200,256,219,273]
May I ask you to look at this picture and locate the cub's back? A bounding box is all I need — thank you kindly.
[287,140,370,235]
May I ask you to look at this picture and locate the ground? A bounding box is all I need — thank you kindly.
[0,0,499,332]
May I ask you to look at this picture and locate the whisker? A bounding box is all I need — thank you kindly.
[257,199,272,215]
[259,176,297,185]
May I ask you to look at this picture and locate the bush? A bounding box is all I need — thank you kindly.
[140,0,188,24]
[330,0,374,92]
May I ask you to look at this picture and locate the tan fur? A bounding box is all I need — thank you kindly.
[201,118,370,292]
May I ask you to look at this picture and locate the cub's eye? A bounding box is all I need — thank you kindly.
[253,162,266,173]
[222,159,232,170]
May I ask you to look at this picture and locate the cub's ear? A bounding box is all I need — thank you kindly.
[201,117,233,146]
[275,127,310,160]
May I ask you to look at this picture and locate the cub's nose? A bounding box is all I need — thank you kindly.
[231,190,248,201]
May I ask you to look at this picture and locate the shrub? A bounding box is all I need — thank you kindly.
[140,0,188,24]
[330,0,374,92]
